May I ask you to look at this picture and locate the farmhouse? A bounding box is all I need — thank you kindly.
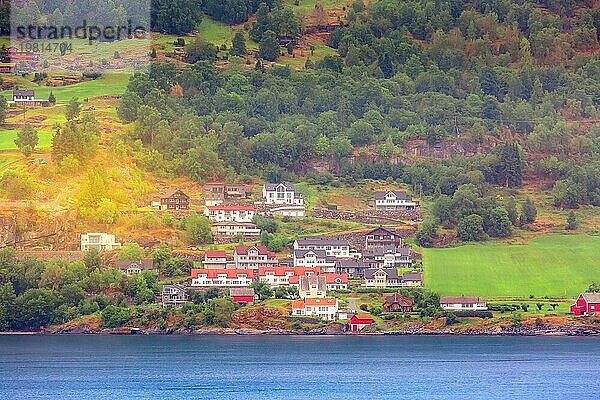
[116,259,156,276]
[259,266,320,286]
[291,297,339,320]
[294,237,351,258]
[363,269,423,288]
[293,249,336,273]
[335,259,369,279]
[349,314,375,332]
[229,288,255,305]
[211,221,261,243]
[80,233,121,252]
[154,189,190,210]
[161,284,189,307]
[373,191,419,211]
[570,293,600,316]
[364,227,402,249]
[363,245,412,268]
[204,183,250,206]
[202,250,233,269]
[204,205,255,223]
[190,269,253,287]
[11,89,46,107]
[234,245,278,269]
[440,296,488,311]
[383,293,414,313]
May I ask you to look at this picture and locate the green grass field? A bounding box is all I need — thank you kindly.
[0,129,53,150]
[423,235,600,298]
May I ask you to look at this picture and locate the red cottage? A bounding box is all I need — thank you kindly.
[229,288,255,305]
[349,314,375,332]
[570,293,600,316]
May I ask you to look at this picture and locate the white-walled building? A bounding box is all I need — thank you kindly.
[80,233,121,252]
[263,183,304,205]
[294,237,351,258]
[204,205,255,223]
[293,249,336,273]
[234,245,278,269]
[190,269,253,287]
[440,296,488,311]
[291,297,339,320]
[258,266,320,287]
[374,191,419,210]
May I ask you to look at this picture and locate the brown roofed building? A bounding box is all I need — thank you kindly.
[383,293,414,313]
[204,183,250,206]
[158,189,190,210]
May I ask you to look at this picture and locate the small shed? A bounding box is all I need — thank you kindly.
[349,314,375,332]
[229,288,255,305]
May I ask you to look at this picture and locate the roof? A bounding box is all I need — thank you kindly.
[440,296,486,304]
[259,266,320,277]
[298,275,326,292]
[235,245,273,256]
[351,314,375,323]
[116,259,154,270]
[294,248,328,258]
[13,89,35,96]
[581,293,600,303]
[364,268,401,280]
[206,205,255,211]
[374,191,413,201]
[323,273,348,284]
[212,221,257,227]
[305,297,337,306]
[384,293,413,307]
[335,258,368,268]
[295,237,350,247]
[292,300,305,309]
[365,226,399,236]
[163,283,186,291]
[205,250,227,258]
[264,182,297,191]
[363,245,410,257]
[401,271,423,281]
[229,288,255,297]
[162,188,189,199]
[191,269,252,279]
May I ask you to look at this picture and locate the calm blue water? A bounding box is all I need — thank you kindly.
[1,335,599,399]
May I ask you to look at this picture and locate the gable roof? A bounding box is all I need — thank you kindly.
[298,275,326,292]
[235,245,273,256]
[264,182,297,191]
[335,258,368,268]
[163,283,186,292]
[323,273,348,284]
[581,293,600,303]
[364,268,401,280]
[350,314,374,323]
[294,248,328,258]
[305,297,337,306]
[401,271,423,281]
[191,269,251,279]
[116,259,154,271]
[13,89,35,96]
[260,266,320,277]
[374,191,412,201]
[363,245,410,257]
[229,288,255,297]
[206,205,255,211]
[365,226,399,236]
[205,250,227,258]
[162,188,189,199]
[440,296,486,304]
[384,293,413,307]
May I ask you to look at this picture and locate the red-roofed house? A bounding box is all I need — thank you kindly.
[349,314,375,332]
[291,297,339,320]
[570,293,600,316]
[204,205,255,223]
[229,288,255,305]
[234,245,278,269]
[203,250,233,269]
[261,266,320,286]
[323,274,348,291]
[190,269,253,287]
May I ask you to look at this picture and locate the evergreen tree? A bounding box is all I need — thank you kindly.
[250,2,271,42]
[230,31,247,57]
[378,53,394,79]
[506,197,518,226]
[258,30,279,61]
[255,58,265,72]
[48,91,56,104]
[14,123,38,157]
[0,94,7,124]
[495,142,524,188]
[520,197,537,225]
[304,58,315,69]
[65,97,81,121]
[566,211,577,230]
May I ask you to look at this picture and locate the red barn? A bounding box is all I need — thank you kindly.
[570,293,600,316]
[349,314,375,332]
[229,288,255,305]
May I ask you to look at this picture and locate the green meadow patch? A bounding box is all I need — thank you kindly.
[423,235,600,298]
[0,129,53,150]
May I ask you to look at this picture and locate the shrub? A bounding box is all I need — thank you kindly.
[0,171,35,200]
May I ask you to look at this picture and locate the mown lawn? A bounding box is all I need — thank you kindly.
[0,129,53,150]
[423,234,600,298]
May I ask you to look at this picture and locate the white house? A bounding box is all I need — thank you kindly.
[363,245,412,268]
[234,245,278,269]
[292,297,339,320]
[293,249,336,273]
[211,221,261,242]
[292,275,327,298]
[363,269,423,288]
[440,296,488,311]
[204,205,255,223]
[190,269,253,287]
[374,191,419,210]
[259,266,320,287]
[294,237,351,258]
[80,233,121,252]
[261,183,306,217]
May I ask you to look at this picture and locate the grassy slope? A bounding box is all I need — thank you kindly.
[423,234,600,298]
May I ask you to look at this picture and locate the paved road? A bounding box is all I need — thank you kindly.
[348,298,359,312]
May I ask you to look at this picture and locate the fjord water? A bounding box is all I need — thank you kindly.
[1,335,599,400]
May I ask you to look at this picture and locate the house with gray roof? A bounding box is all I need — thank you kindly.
[116,259,156,276]
[294,236,351,258]
[261,182,306,216]
[363,245,412,268]
[161,284,189,307]
[335,259,368,278]
[293,249,337,273]
[374,190,419,210]
[363,269,423,288]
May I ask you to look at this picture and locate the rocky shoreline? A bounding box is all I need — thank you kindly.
[7,323,598,337]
